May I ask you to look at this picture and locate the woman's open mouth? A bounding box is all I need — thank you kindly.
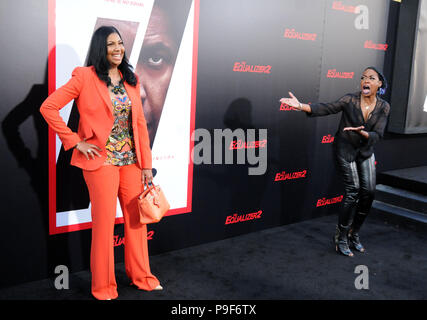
[362,85,371,95]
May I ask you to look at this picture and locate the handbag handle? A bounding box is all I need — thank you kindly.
[143,179,161,207]
[144,179,157,195]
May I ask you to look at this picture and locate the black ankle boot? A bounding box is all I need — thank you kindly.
[333,224,354,257]
[348,212,367,252]
[348,230,365,252]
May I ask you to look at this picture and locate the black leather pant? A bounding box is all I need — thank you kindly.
[335,154,376,231]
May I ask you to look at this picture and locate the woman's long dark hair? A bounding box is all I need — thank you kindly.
[86,26,137,86]
[365,66,387,96]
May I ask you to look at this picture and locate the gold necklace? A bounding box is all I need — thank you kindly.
[362,99,376,110]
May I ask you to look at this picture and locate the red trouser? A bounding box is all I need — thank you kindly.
[83,164,159,300]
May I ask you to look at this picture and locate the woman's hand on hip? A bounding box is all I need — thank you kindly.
[142,169,153,185]
[75,141,102,160]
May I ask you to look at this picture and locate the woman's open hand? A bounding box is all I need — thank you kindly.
[343,126,364,132]
[280,92,301,109]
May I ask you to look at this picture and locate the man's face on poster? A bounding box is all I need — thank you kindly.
[136,5,178,145]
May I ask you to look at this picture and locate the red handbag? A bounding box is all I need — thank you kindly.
[137,181,170,224]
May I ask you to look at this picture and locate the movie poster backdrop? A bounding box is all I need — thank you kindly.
[3,0,420,287]
[50,0,197,234]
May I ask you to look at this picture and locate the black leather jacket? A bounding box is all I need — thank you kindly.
[308,92,390,162]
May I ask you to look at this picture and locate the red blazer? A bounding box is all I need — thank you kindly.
[40,66,152,171]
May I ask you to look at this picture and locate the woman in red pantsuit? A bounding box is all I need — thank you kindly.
[40,26,162,300]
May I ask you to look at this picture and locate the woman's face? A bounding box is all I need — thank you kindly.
[106,32,125,68]
[360,68,382,97]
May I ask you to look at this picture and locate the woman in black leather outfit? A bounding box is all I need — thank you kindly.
[280,67,390,257]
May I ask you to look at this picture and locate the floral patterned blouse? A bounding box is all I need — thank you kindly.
[104,85,137,166]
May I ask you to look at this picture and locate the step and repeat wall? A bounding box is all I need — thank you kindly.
[2,0,426,287]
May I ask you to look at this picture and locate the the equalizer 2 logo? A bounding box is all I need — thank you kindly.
[283,28,317,41]
[113,231,154,247]
[279,103,295,111]
[321,134,334,144]
[192,128,268,175]
[229,139,267,150]
[280,102,311,111]
[274,170,307,182]
[364,40,388,51]
[233,61,272,74]
[327,69,354,79]
[316,195,343,207]
[225,210,263,225]
[332,1,358,13]
[332,1,369,30]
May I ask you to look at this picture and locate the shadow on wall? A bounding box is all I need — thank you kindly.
[224,98,255,130]
[223,98,271,234]
[1,47,91,284]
